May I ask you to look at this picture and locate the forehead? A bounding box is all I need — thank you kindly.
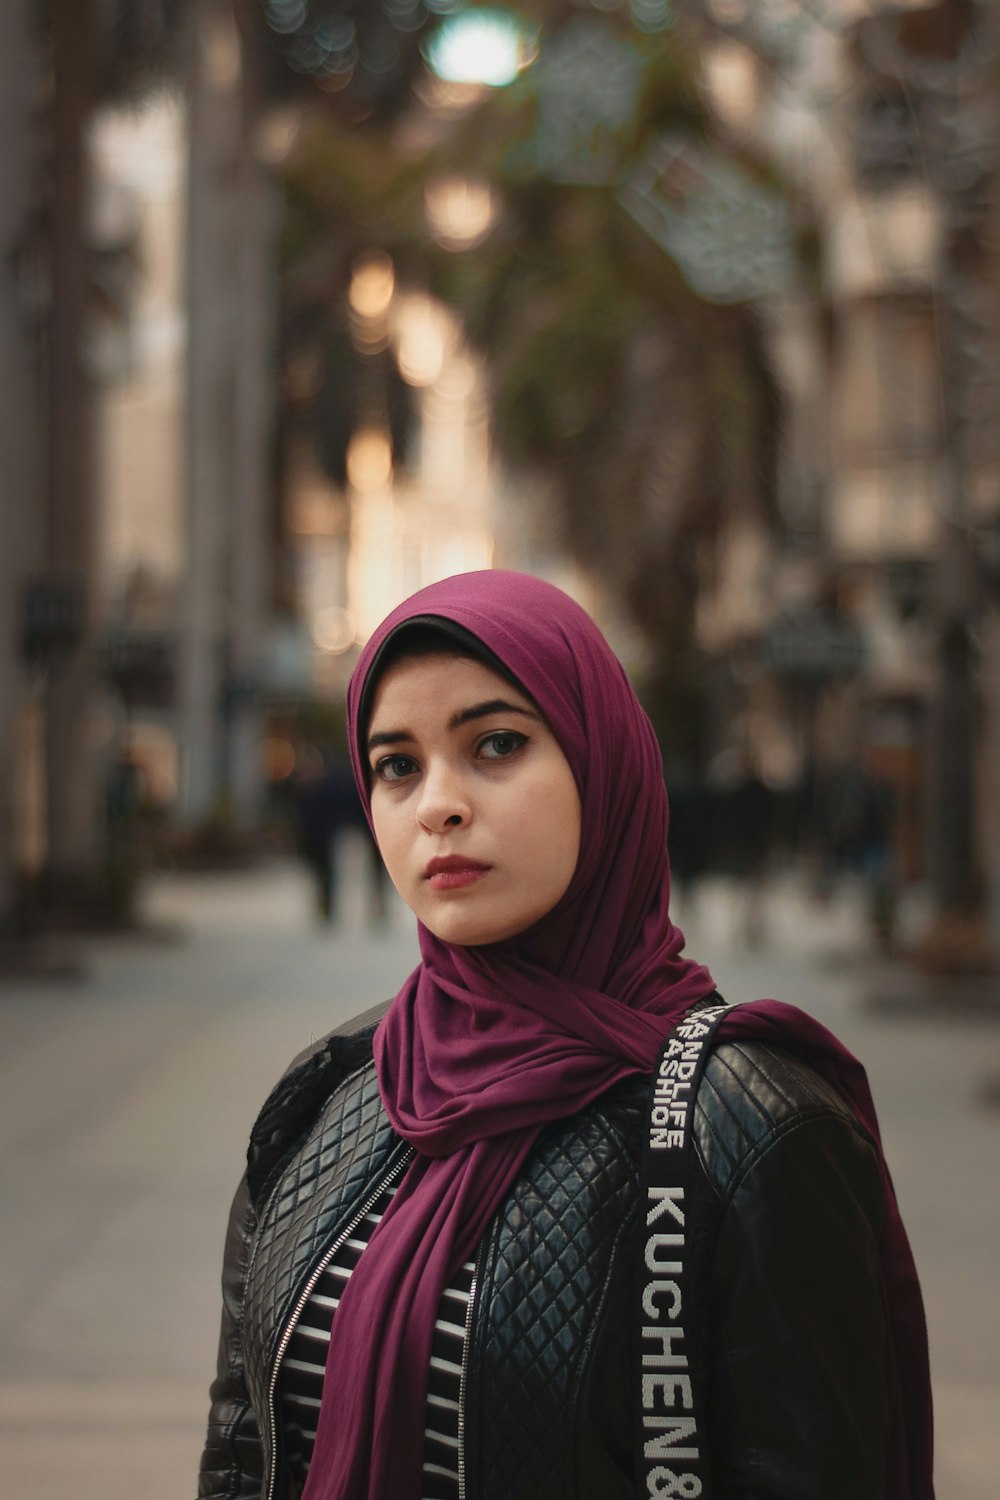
[367,652,532,726]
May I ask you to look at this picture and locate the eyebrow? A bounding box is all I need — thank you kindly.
[366,698,540,754]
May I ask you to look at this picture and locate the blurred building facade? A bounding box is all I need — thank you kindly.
[2,0,999,961]
[689,0,1000,953]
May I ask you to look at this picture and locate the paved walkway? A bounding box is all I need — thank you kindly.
[1,852,997,1498]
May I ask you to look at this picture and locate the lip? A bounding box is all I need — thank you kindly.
[424,855,491,891]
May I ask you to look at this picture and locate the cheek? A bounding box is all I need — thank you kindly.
[553,790,582,891]
[370,799,387,853]
[519,770,581,891]
[370,799,404,880]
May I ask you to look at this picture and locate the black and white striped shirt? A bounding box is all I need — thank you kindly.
[279,1184,474,1499]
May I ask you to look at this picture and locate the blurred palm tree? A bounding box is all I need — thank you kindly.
[29,2,170,906]
[276,2,788,756]
[27,0,189,920]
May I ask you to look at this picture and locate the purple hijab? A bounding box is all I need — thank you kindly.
[300,569,933,1500]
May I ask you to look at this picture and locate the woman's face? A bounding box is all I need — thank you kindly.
[366,652,581,946]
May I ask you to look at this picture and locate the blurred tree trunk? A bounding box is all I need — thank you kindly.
[0,1,43,930]
[44,0,103,898]
[926,3,990,928]
[918,0,998,968]
[228,0,277,832]
[178,0,274,834]
[177,0,240,826]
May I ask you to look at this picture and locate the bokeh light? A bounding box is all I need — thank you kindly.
[423,9,536,86]
[346,429,394,491]
[263,0,308,36]
[631,0,672,34]
[311,605,356,654]
[424,175,496,249]
[349,252,395,319]
[395,295,449,386]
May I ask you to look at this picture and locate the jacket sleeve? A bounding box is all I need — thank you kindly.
[197,1174,265,1500]
[699,1041,889,1500]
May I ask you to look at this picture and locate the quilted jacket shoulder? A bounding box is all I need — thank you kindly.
[197,1016,890,1500]
[694,1035,874,1200]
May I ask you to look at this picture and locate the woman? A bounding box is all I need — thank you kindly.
[197,570,934,1500]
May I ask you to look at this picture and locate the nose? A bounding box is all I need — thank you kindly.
[416,761,471,834]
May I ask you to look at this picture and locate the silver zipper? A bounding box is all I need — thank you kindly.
[262,1143,415,1500]
[457,1238,486,1500]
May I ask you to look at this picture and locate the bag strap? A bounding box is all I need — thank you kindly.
[635,998,731,1500]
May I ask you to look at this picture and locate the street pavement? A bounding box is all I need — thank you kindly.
[1,844,997,1499]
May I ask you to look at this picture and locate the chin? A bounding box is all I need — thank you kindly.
[421,908,531,948]
[424,917,501,947]
[414,898,499,947]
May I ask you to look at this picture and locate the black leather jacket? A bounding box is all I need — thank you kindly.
[197,1009,889,1500]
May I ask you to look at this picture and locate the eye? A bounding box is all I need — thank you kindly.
[477,730,527,761]
[373,753,418,784]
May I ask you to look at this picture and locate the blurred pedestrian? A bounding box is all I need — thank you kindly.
[287,749,354,923]
[198,572,933,1500]
[105,744,144,853]
[288,748,389,926]
[664,761,710,921]
[825,757,900,951]
[708,748,776,948]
